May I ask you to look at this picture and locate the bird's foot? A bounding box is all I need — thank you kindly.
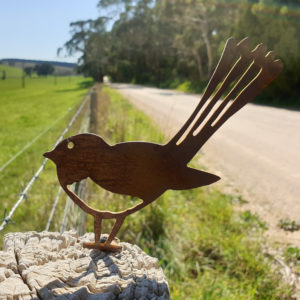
[83,235,122,252]
[83,213,125,252]
[83,241,122,252]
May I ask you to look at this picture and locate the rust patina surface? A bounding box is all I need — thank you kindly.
[44,37,283,251]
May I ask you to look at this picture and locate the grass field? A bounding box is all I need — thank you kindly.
[0,73,294,298]
[0,73,93,240]
[85,86,293,299]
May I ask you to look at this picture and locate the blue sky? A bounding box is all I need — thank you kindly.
[0,0,100,63]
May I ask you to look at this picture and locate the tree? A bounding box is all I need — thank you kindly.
[64,18,110,82]
[63,0,300,105]
[34,63,54,76]
[227,0,300,103]
[24,67,34,77]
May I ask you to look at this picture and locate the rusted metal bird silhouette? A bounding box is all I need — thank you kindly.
[44,37,283,251]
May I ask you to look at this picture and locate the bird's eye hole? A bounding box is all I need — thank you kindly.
[67,141,75,149]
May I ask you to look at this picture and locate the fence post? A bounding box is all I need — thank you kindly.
[22,74,25,88]
[0,231,170,299]
[90,85,99,133]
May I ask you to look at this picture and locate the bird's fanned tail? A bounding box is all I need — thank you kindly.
[167,37,283,165]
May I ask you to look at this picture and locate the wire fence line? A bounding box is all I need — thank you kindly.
[0,91,91,232]
[60,188,74,234]
[0,107,74,173]
[45,186,63,231]
[59,94,91,234]
[59,180,87,235]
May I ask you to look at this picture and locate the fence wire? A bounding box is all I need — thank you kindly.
[0,92,91,232]
[59,96,91,234]
[0,108,72,173]
[45,186,62,231]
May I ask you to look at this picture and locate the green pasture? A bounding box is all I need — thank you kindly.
[0,76,92,165]
[0,73,93,239]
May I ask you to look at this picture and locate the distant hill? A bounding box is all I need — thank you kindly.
[0,58,77,76]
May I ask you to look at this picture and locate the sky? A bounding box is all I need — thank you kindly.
[0,0,101,63]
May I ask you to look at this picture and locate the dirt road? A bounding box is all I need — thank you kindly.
[111,83,300,245]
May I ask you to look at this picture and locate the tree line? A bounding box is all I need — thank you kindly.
[24,64,54,77]
[64,0,300,106]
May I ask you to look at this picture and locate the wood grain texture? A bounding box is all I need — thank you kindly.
[0,231,170,299]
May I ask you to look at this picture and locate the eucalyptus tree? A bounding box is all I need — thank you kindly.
[64,0,299,105]
[228,0,300,102]
[64,17,111,81]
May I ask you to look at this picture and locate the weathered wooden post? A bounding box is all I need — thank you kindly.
[0,231,170,299]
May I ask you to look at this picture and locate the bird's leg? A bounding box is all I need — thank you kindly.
[104,214,126,246]
[94,216,102,244]
[104,199,154,245]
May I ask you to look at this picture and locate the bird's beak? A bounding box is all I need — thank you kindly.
[43,150,56,162]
